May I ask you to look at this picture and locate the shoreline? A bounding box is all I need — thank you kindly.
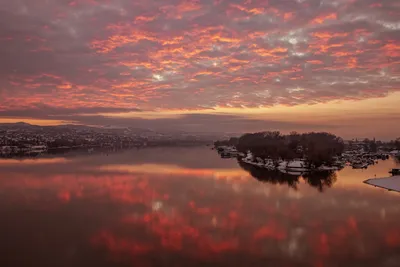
[364,176,400,193]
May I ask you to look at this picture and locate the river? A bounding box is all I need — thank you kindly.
[0,147,399,267]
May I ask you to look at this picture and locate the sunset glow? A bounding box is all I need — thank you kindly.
[0,0,399,138]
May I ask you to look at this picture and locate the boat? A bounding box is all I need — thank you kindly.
[280,169,306,176]
[278,159,310,172]
[264,159,275,170]
[220,152,232,158]
[217,146,239,158]
[29,145,48,154]
[242,151,255,164]
[389,168,400,176]
[317,165,338,171]
[332,160,345,169]
[352,162,368,169]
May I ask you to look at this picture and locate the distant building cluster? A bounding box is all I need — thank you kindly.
[0,123,215,157]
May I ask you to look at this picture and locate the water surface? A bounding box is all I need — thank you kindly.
[0,147,399,267]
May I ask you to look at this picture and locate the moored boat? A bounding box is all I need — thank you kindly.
[389,168,400,176]
[278,159,310,172]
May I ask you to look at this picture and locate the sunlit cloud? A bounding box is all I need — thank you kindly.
[0,158,69,165]
[0,0,399,137]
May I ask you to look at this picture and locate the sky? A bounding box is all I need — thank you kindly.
[0,0,399,139]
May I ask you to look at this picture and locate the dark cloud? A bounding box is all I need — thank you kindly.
[0,0,399,133]
[0,105,142,118]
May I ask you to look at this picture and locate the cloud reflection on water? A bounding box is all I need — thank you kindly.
[0,148,399,267]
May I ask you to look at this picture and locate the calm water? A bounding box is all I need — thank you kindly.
[0,147,399,267]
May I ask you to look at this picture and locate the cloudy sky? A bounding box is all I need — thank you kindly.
[0,0,399,138]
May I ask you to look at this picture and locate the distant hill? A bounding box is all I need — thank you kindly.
[0,122,40,129]
[0,122,86,130]
[0,122,32,127]
[0,123,163,136]
[0,122,227,140]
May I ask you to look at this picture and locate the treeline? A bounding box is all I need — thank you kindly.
[390,138,400,150]
[215,131,345,167]
[214,137,239,147]
[348,138,400,152]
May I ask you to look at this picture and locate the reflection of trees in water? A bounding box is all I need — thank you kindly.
[238,161,301,190]
[302,171,337,192]
[238,161,337,192]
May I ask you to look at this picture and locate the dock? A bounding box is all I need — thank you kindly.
[364,176,400,193]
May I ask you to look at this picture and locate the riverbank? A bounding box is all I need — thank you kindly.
[214,145,393,175]
[364,176,400,192]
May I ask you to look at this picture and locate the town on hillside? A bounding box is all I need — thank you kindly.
[0,123,219,157]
